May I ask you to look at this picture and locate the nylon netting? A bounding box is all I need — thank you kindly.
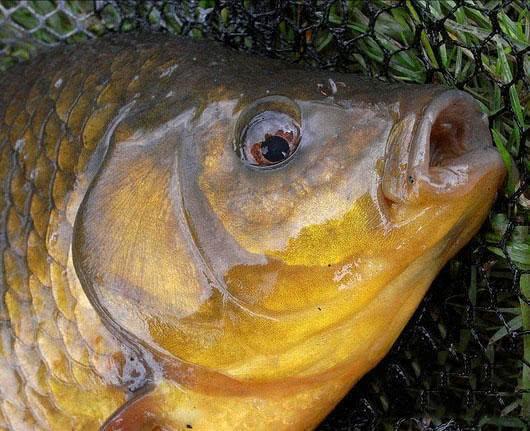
[0,1,528,429]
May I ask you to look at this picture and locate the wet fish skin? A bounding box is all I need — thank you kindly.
[0,36,143,430]
[0,34,505,431]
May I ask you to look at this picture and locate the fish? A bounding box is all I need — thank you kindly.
[0,33,505,431]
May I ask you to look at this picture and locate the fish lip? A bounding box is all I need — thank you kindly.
[408,89,489,173]
[383,89,501,203]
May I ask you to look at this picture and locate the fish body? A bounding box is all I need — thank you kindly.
[0,34,505,430]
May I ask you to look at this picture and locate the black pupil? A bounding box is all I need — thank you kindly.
[260,135,290,163]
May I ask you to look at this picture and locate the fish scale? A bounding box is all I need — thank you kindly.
[0,37,155,430]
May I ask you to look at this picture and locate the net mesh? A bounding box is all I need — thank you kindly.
[1,1,529,429]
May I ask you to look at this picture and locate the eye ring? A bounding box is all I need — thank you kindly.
[234,96,302,169]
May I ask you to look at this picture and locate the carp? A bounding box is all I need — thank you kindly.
[0,34,505,430]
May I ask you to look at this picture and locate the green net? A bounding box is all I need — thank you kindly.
[1,1,529,429]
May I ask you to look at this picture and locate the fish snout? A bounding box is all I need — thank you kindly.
[382,90,505,203]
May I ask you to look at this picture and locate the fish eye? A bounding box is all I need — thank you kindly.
[235,96,301,169]
[241,111,300,167]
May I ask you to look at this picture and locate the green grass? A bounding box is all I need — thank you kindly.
[0,0,528,426]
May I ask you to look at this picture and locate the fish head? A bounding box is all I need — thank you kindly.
[73,48,505,396]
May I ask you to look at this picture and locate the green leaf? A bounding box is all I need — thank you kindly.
[489,314,522,345]
[479,416,528,428]
[509,85,526,128]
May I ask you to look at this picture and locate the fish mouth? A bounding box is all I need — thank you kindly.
[382,89,505,203]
